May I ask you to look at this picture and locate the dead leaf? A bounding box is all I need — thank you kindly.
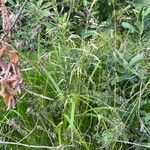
[0,60,7,75]
[0,84,16,109]
[9,51,19,64]
[0,0,22,109]
[0,47,5,58]
[1,0,12,36]
[4,75,18,83]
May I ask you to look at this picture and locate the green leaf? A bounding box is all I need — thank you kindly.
[129,52,144,67]
[113,51,129,67]
[111,74,130,85]
[144,9,150,30]
[37,0,43,8]
[7,0,15,5]
[70,98,75,140]
[81,30,97,39]
[132,0,150,10]
[39,9,51,19]
[41,2,52,10]
[122,22,139,33]
[145,113,150,122]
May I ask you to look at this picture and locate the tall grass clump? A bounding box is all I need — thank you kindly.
[0,0,149,149]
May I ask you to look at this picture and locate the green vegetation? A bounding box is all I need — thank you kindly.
[0,0,150,149]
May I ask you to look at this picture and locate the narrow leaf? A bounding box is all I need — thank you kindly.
[129,53,144,67]
[122,22,139,33]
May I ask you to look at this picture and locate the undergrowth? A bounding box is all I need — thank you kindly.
[0,0,150,149]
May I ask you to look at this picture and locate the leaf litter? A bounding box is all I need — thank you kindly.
[0,0,22,109]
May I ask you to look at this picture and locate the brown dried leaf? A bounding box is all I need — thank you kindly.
[1,0,12,35]
[0,47,5,58]
[0,1,22,109]
[0,63,20,109]
[16,67,21,80]
[0,84,16,109]
[5,75,18,83]
[9,51,19,64]
[0,60,7,75]
[3,92,14,109]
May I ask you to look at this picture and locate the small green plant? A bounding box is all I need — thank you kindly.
[122,0,150,40]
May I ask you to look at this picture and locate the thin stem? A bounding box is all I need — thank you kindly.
[0,141,73,149]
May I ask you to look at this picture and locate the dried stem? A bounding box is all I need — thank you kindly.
[0,0,28,41]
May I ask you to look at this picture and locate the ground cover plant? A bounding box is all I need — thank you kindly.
[0,0,150,149]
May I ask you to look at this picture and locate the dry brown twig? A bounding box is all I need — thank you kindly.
[0,0,27,109]
[0,0,28,41]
